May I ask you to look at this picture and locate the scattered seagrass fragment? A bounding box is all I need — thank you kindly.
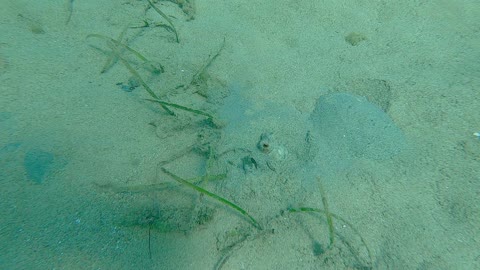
[288,207,373,267]
[146,99,214,119]
[167,0,196,20]
[317,177,335,247]
[100,29,128,74]
[104,41,175,115]
[189,38,226,91]
[161,168,262,229]
[93,173,226,193]
[87,33,164,74]
[147,0,179,42]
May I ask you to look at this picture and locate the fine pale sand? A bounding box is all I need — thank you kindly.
[0,1,479,269]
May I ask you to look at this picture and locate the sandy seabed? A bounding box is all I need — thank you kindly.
[0,1,479,269]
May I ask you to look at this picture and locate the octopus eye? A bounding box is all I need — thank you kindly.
[257,132,274,153]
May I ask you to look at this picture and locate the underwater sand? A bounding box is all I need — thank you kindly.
[0,0,479,269]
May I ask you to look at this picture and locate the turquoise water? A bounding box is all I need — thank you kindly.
[1,1,479,269]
